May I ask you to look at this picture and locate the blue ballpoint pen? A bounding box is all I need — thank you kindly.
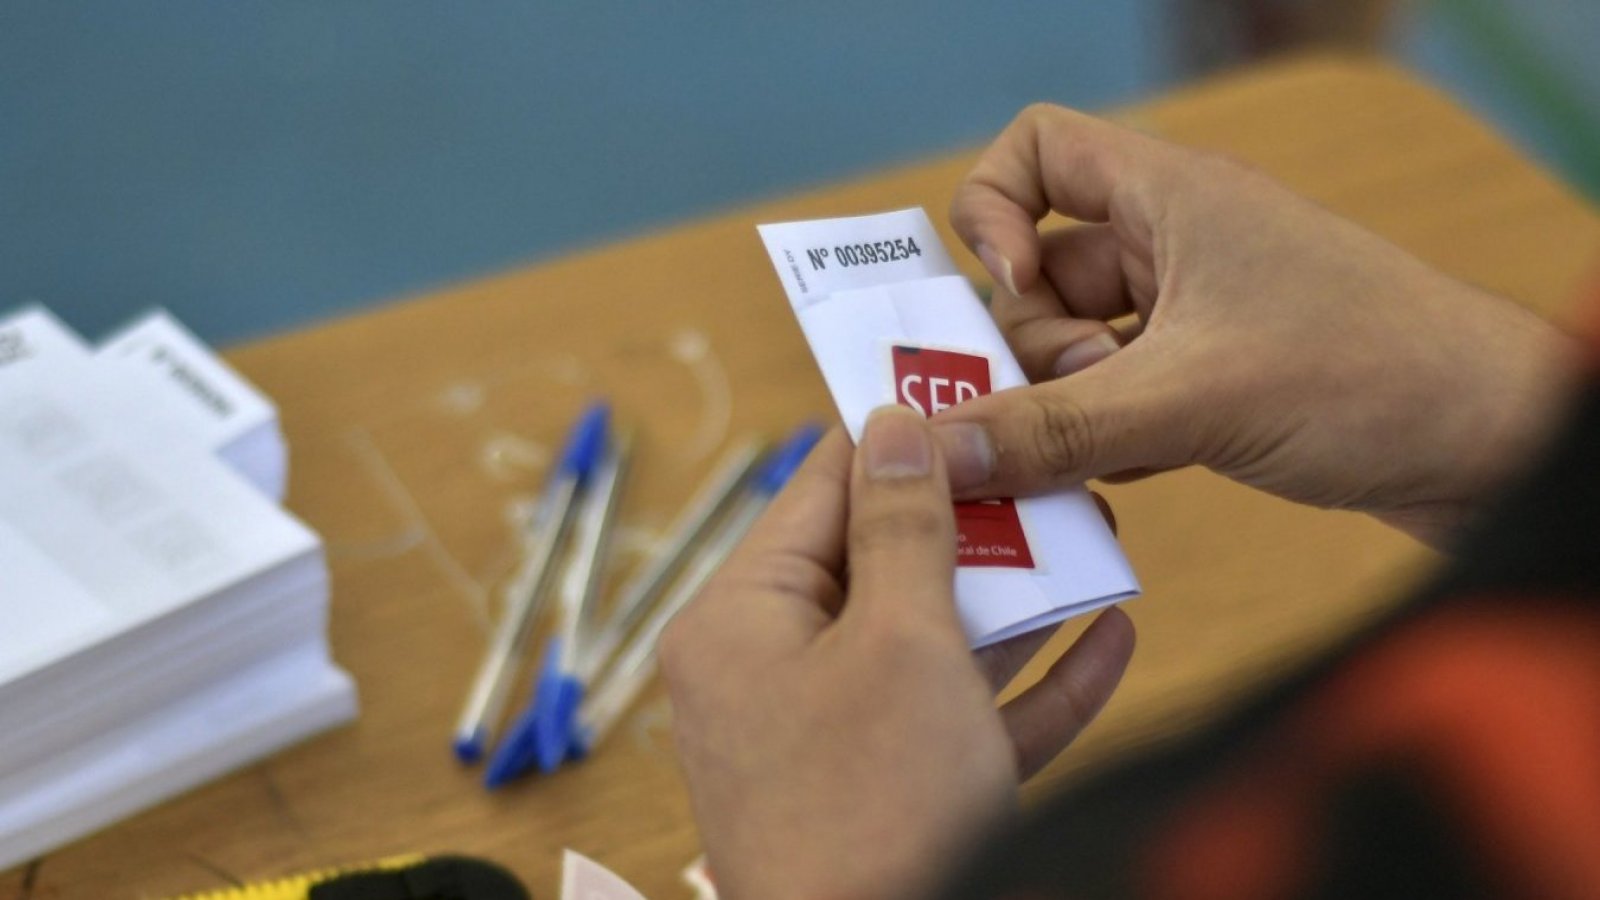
[489,430,632,783]
[484,437,762,786]
[574,437,766,684]
[568,423,822,758]
[452,402,608,764]
[484,425,818,785]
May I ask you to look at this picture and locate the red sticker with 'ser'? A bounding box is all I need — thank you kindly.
[891,344,1036,569]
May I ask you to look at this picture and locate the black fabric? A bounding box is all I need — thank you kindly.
[1306,763,1492,900]
[310,856,530,900]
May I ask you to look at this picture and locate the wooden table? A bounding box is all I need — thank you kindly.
[7,56,1598,899]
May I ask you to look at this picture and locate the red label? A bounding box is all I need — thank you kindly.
[891,345,1035,569]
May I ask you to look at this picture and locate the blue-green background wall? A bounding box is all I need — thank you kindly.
[2,3,1594,344]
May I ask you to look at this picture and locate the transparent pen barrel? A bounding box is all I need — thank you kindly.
[579,497,765,746]
[453,477,578,745]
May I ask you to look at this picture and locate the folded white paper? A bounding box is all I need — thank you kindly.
[0,306,92,363]
[97,309,288,500]
[758,208,1139,647]
[562,849,648,900]
[0,306,288,499]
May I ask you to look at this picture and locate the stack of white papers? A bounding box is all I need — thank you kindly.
[0,306,356,869]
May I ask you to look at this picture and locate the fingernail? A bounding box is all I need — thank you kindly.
[1052,333,1120,378]
[976,243,1019,296]
[863,406,932,480]
[931,422,994,492]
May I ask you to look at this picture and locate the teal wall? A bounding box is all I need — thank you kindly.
[2,3,1593,345]
[1,4,1163,343]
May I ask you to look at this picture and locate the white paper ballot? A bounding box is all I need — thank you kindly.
[758,208,1139,647]
[97,310,288,500]
[0,306,288,499]
[0,306,92,364]
[0,334,321,683]
[561,849,649,900]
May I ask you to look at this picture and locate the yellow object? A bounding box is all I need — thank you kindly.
[168,854,424,900]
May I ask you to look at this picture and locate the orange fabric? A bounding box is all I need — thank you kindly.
[1578,265,1600,360]
[1145,601,1600,900]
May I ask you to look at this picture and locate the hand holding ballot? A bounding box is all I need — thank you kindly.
[939,104,1579,549]
[665,105,1585,900]
[661,418,1135,900]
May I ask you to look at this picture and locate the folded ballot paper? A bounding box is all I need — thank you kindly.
[96,309,289,500]
[0,306,355,869]
[758,208,1139,648]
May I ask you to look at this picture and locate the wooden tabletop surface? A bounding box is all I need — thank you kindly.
[7,55,1599,899]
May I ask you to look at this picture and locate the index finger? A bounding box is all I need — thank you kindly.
[948,104,1174,296]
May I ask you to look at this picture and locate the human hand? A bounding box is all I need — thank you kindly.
[661,409,1134,900]
[935,105,1580,547]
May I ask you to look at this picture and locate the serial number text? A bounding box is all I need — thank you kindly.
[804,237,923,271]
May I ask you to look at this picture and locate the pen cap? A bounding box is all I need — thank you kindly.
[754,423,823,495]
[557,402,611,482]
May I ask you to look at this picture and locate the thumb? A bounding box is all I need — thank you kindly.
[842,405,965,639]
[928,346,1196,498]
